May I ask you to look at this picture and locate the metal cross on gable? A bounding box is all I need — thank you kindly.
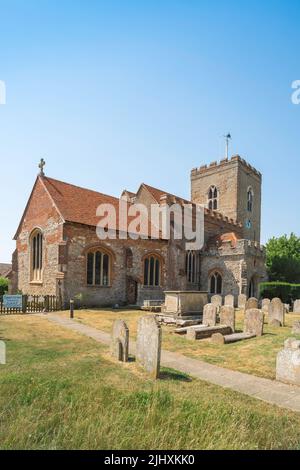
[38,158,46,176]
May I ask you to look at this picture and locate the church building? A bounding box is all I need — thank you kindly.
[10,155,267,307]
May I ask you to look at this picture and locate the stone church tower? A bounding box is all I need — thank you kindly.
[191,155,262,242]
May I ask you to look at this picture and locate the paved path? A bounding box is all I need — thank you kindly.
[39,313,300,413]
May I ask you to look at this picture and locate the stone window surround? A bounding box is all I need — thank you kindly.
[207,185,219,210]
[29,228,44,284]
[142,252,164,288]
[185,250,200,284]
[85,246,113,288]
[247,186,254,212]
[209,269,223,295]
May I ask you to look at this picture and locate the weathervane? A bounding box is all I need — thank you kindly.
[224,133,232,159]
[38,158,46,176]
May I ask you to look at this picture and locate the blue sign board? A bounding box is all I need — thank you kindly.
[3,295,23,309]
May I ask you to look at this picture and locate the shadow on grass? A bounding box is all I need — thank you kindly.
[159,367,192,382]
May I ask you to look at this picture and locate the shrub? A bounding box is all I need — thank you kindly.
[0,277,9,296]
[259,282,300,303]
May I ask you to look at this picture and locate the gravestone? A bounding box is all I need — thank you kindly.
[238,294,247,309]
[224,294,235,308]
[220,306,235,333]
[0,341,5,365]
[244,308,264,336]
[268,298,285,327]
[245,297,258,310]
[202,303,217,327]
[136,315,162,379]
[292,321,300,335]
[111,320,129,362]
[211,295,222,307]
[293,300,300,313]
[276,338,300,386]
[261,298,270,313]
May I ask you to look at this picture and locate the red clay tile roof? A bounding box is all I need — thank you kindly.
[0,263,12,278]
[142,183,190,205]
[42,177,162,239]
[43,177,121,228]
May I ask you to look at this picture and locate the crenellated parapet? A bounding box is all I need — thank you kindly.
[191,155,261,179]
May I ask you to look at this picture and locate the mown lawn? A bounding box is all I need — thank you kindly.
[0,314,300,450]
[64,308,300,379]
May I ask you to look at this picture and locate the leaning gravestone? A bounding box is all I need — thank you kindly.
[293,300,300,313]
[261,298,270,313]
[111,320,129,362]
[244,308,264,336]
[268,298,285,327]
[238,294,247,309]
[211,295,222,308]
[276,338,300,386]
[136,315,162,379]
[224,294,235,308]
[245,297,258,310]
[202,303,217,327]
[220,306,235,333]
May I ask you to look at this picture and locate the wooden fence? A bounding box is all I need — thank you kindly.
[0,295,60,315]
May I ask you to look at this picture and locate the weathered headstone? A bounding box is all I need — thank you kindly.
[111,320,129,362]
[224,294,235,308]
[292,321,300,335]
[276,338,300,386]
[211,295,222,307]
[261,298,270,313]
[220,306,235,333]
[244,308,264,336]
[268,298,285,327]
[136,315,162,379]
[293,299,300,313]
[238,294,247,309]
[245,297,258,310]
[202,303,217,327]
[0,341,5,365]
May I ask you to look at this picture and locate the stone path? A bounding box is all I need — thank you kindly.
[39,313,300,413]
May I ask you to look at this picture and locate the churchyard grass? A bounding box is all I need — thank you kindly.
[1,314,300,450]
[65,309,300,379]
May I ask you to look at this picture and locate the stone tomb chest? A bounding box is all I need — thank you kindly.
[164,291,208,317]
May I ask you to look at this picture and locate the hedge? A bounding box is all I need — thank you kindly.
[259,282,300,303]
[0,277,9,296]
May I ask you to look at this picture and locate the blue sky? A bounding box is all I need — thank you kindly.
[0,0,299,262]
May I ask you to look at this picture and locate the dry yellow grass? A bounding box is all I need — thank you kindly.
[63,308,300,379]
[1,314,300,450]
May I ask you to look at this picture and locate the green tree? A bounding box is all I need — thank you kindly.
[0,277,9,296]
[265,233,300,283]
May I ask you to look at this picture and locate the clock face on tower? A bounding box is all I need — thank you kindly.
[245,219,252,229]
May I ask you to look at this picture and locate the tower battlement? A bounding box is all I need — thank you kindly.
[191,155,261,179]
[191,154,262,242]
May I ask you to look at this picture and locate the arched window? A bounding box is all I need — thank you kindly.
[144,255,161,287]
[208,186,218,210]
[87,250,111,286]
[31,230,43,281]
[185,251,200,284]
[209,271,222,294]
[247,187,254,212]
